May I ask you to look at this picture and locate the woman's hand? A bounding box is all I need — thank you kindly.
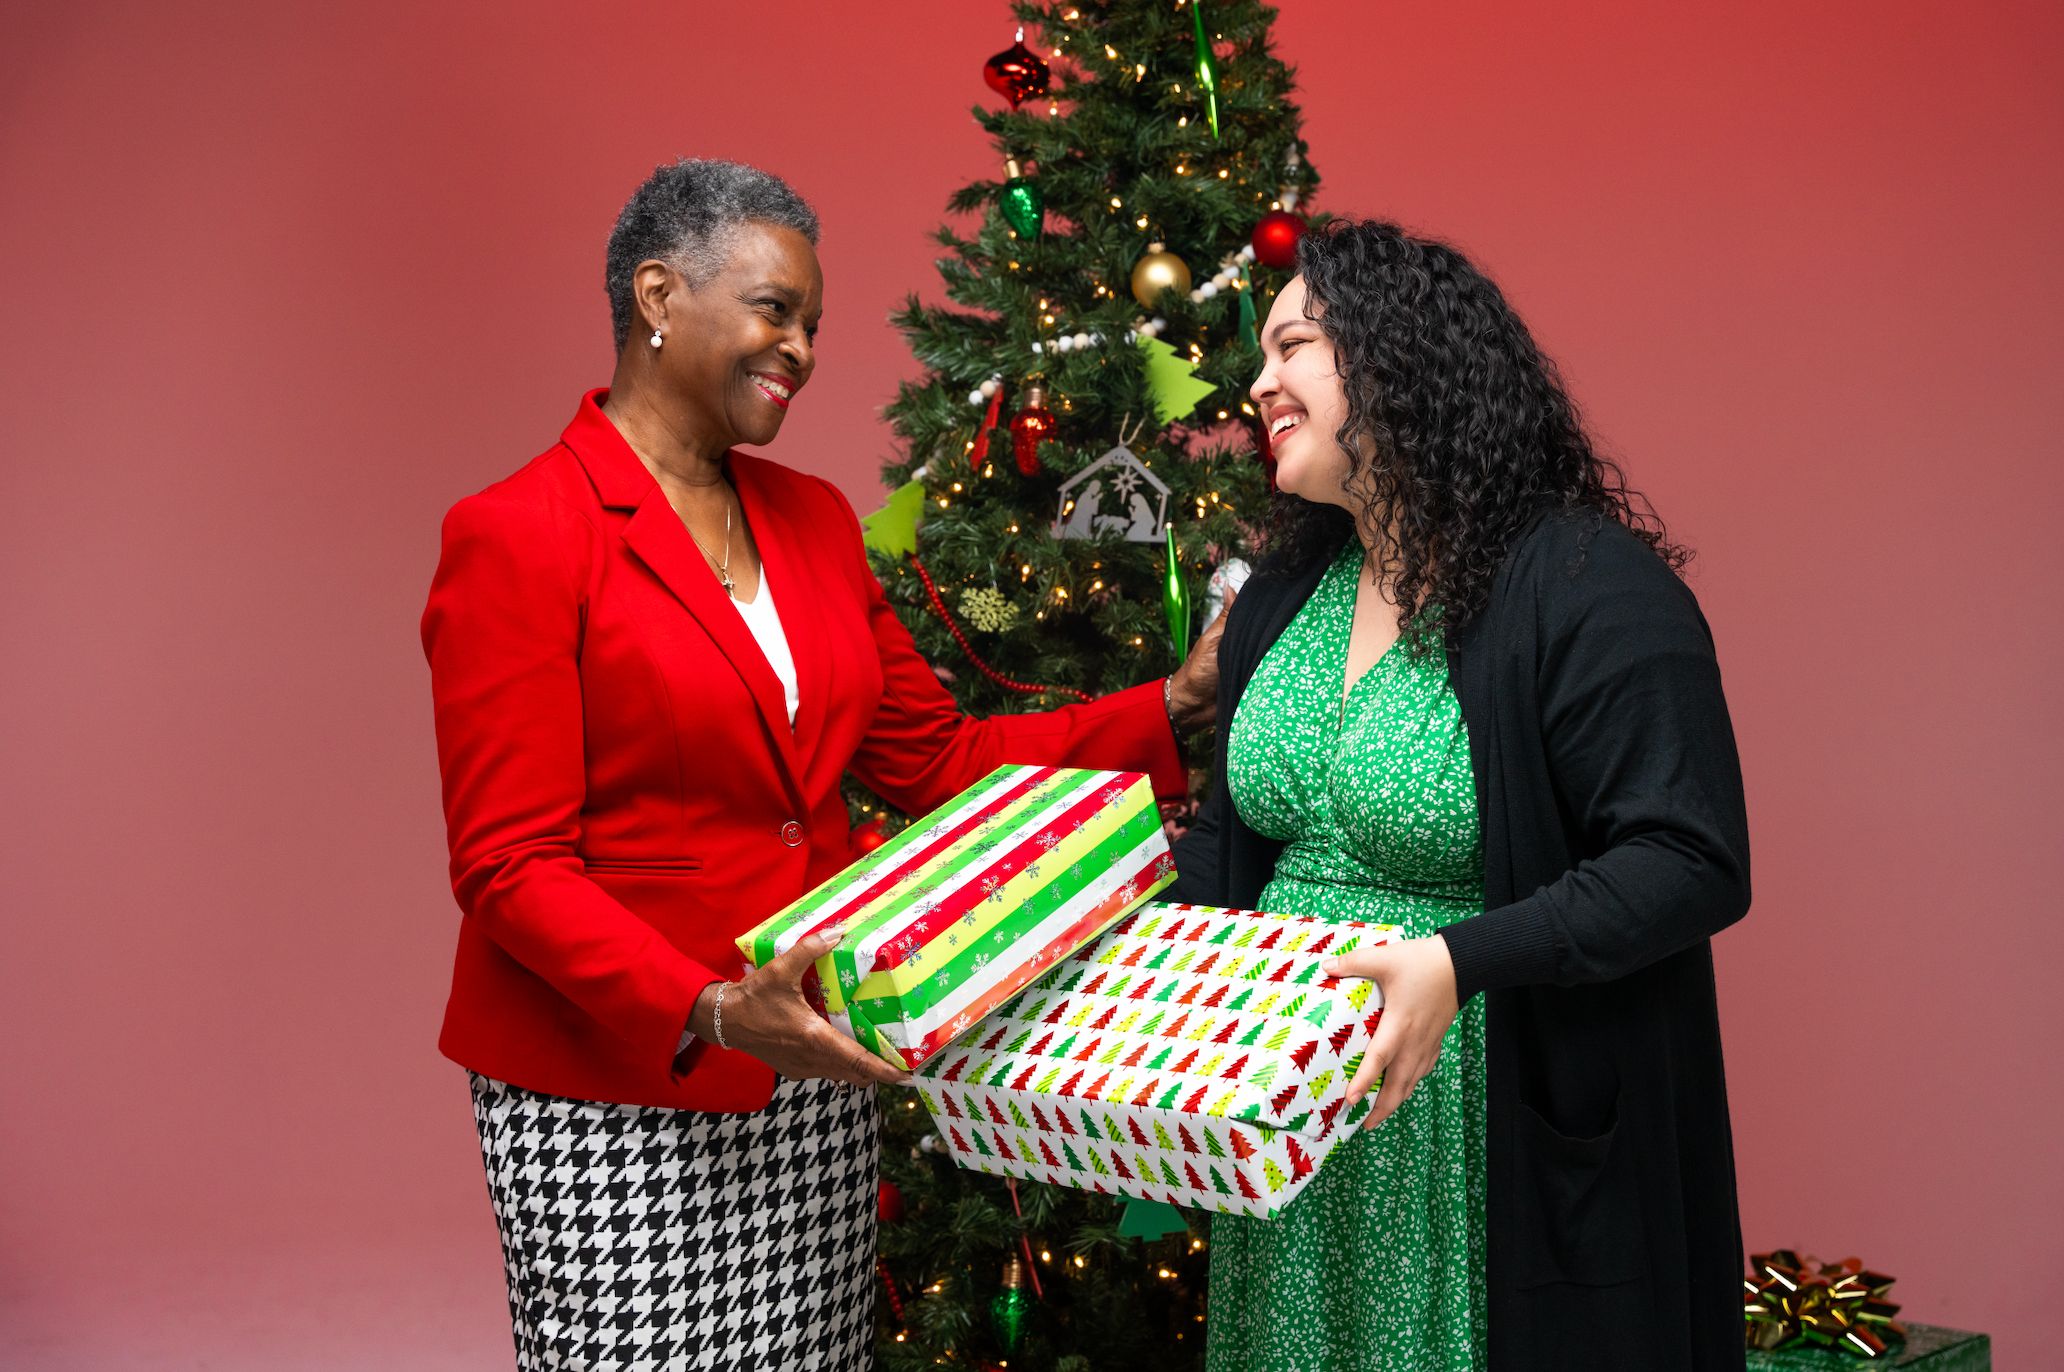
[1322,933,1460,1129]
[693,928,908,1087]
[1166,589,1237,732]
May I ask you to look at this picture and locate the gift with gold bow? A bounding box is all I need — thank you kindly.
[1745,1250,1906,1358]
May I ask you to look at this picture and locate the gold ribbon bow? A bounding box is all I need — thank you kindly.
[1744,1250,1906,1358]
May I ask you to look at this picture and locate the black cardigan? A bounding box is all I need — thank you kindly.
[1169,513,1750,1371]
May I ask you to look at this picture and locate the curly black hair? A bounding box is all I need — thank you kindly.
[1262,219,1685,646]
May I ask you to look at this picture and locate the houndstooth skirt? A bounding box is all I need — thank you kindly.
[468,1072,880,1371]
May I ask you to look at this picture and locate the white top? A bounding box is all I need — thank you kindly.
[732,570,799,726]
[676,568,801,1058]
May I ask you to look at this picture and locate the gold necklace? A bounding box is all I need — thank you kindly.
[686,493,736,595]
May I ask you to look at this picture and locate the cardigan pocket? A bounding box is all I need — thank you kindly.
[1510,1100,1644,1289]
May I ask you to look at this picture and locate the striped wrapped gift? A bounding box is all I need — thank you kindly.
[736,765,1176,1070]
[912,902,1397,1219]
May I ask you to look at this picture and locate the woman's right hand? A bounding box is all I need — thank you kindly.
[1166,588,1237,732]
[692,928,908,1087]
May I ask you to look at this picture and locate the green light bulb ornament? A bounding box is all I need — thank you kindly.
[989,1254,1033,1355]
[998,158,1044,242]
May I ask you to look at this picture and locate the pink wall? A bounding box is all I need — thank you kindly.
[3,0,2057,1365]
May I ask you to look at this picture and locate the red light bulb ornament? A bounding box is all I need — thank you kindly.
[1009,382,1057,477]
[982,28,1051,110]
[1251,210,1308,269]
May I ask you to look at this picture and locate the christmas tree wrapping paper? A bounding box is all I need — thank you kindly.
[913,902,1396,1219]
[737,765,1175,1070]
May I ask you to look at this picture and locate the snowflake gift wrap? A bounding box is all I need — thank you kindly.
[913,902,1395,1219]
[737,765,1175,1070]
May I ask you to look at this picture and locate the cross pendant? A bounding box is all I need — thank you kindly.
[718,569,736,594]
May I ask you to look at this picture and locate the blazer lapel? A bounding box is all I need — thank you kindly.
[732,456,832,774]
[621,496,806,801]
[560,390,807,806]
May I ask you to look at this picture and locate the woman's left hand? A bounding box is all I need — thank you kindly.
[1322,934,1461,1129]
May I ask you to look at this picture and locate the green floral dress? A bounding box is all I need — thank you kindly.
[1206,541,1488,1372]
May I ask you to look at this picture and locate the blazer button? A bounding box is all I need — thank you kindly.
[780,820,805,847]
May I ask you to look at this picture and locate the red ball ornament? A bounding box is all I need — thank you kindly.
[851,817,889,856]
[1009,382,1057,478]
[982,29,1051,110]
[1251,210,1308,269]
[878,1179,906,1224]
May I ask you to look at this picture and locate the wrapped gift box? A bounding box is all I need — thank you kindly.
[1747,1325,1990,1371]
[737,765,1175,1069]
[913,902,1398,1218]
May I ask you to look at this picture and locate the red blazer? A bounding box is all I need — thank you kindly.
[422,391,1185,1111]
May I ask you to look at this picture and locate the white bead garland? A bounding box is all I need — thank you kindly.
[958,153,1301,396]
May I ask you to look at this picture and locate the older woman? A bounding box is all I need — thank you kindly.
[1170,220,1750,1370]
[421,159,1224,1370]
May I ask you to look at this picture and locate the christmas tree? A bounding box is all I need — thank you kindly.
[862,2,1321,1367]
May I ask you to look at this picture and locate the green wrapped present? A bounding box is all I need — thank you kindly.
[737,765,1174,1068]
[1748,1323,1989,1371]
[1746,1250,1988,1368]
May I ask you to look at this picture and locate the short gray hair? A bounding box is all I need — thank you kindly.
[605,158,820,348]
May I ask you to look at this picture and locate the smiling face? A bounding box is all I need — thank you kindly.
[1250,274,1359,512]
[636,221,823,450]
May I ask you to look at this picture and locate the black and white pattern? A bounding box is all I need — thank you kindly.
[469,1073,879,1371]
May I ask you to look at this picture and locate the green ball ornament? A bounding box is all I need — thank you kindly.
[999,158,1044,242]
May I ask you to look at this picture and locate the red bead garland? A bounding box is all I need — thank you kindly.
[907,556,1092,703]
[876,1255,906,1322]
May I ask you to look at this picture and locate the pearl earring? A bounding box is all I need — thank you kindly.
[649,330,663,349]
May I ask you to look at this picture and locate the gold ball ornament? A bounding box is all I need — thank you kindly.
[1130,242,1192,307]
